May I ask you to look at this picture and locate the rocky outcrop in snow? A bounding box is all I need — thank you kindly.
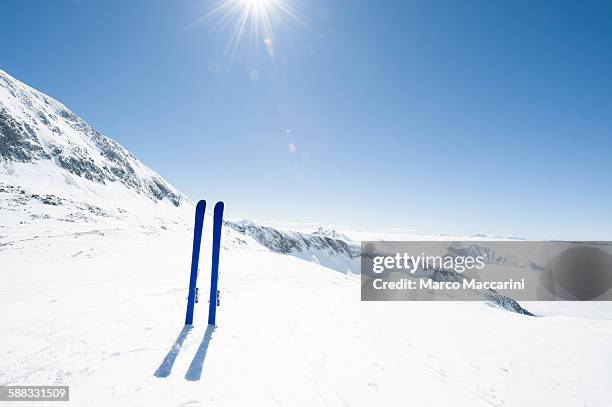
[226,220,361,274]
[227,220,359,257]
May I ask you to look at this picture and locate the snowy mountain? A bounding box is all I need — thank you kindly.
[0,69,195,245]
[0,69,185,207]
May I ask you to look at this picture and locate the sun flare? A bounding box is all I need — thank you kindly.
[201,0,304,61]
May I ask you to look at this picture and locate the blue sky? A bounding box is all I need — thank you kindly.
[2,0,611,239]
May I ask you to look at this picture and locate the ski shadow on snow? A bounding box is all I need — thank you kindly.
[154,325,193,378]
[185,324,216,381]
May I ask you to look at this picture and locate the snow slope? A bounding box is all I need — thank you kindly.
[2,222,612,407]
[1,70,612,406]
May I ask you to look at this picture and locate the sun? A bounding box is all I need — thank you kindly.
[199,0,304,61]
[241,0,270,5]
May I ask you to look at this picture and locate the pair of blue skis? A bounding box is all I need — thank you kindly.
[185,200,224,326]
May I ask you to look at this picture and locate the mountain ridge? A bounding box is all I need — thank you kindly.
[0,69,185,207]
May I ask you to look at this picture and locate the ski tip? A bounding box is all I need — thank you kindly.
[196,200,206,210]
[214,201,224,213]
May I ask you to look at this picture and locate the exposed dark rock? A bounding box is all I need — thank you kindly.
[226,221,360,258]
[0,108,50,162]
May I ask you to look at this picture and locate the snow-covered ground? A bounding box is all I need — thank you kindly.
[2,216,612,407]
[2,69,612,406]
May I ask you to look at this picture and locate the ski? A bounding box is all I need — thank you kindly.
[185,199,206,325]
[208,201,224,326]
